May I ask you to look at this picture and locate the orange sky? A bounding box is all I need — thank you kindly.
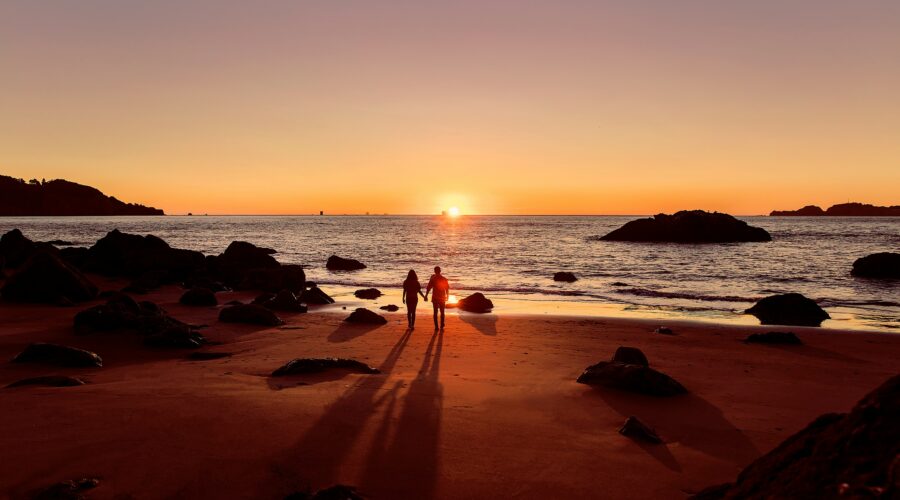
[1,1,898,215]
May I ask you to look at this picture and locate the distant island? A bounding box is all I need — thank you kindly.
[0,175,164,216]
[770,202,900,217]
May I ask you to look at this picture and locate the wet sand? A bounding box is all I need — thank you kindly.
[1,282,898,499]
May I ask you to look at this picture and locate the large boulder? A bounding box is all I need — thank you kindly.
[75,294,205,348]
[216,241,279,270]
[179,287,218,307]
[344,308,387,325]
[12,343,102,367]
[458,292,494,313]
[354,288,382,300]
[0,228,42,268]
[577,347,686,396]
[599,210,771,243]
[219,304,284,326]
[271,357,381,376]
[326,255,366,271]
[692,374,900,499]
[301,286,335,305]
[82,229,205,280]
[553,272,578,282]
[745,293,830,327]
[1,251,98,303]
[851,252,900,279]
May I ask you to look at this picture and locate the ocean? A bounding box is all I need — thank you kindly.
[2,215,898,330]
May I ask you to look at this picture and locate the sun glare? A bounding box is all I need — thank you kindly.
[448,206,460,217]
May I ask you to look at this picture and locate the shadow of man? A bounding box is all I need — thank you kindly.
[359,328,444,499]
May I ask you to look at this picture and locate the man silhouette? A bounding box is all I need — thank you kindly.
[424,266,450,330]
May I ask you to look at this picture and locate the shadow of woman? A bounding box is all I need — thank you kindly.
[327,322,384,343]
[358,328,444,499]
[274,328,414,492]
[458,312,499,336]
[587,388,760,467]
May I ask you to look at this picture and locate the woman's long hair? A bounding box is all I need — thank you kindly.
[404,269,419,288]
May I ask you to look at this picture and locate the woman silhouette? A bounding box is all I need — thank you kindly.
[402,270,427,328]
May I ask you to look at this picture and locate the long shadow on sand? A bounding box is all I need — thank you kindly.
[276,327,415,492]
[458,312,498,336]
[358,328,443,498]
[327,323,384,343]
[587,389,759,467]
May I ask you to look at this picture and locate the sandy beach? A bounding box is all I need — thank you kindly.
[2,279,897,499]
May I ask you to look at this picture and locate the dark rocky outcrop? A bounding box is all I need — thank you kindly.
[179,287,218,307]
[219,304,284,326]
[1,251,98,303]
[577,347,686,396]
[284,485,365,500]
[771,202,900,217]
[851,252,900,279]
[745,293,830,327]
[344,308,387,325]
[215,241,279,270]
[458,292,494,313]
[81,229,204,282]
[6,375,86,388]
[236,264,306,293]
[619,416,662,444]
[0,175,162,215]
[75,294,205,348]
[300,286,335,305]
[31,477,101,500]
[612,346,649,367]
[255,289,308,312]
[380,304,399,312]
[599,210,771,243]
[326,255,366,271]
[354,288,382,300]
[0,228,44,268]
[12,343,102,368]
[691,374,900,499]
[744,331,802,345]
[553,272,578,282]
[271,357,381,376]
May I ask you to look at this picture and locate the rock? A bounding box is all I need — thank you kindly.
[82,229,205,280]
[1,251,98,303]
[612,346,649,367]
[577,361,686,396]
[237,264,306,292]
[691,374,900,499]
[380,304,399,312]
[6,375,86,388]
[187,351,232,361]
[219,304,284,326]
[122,269,171,294]
[0,228,39,267]
[654,326,675,335]
[301,286,335,304]
[745,293,830,327]
[458,292,494,313]
[851,252,900,279]
[258,289,308,312]
[285,484,365,500]
[618,416,662,444]
[217,240,279,269]
[58,246,89,268]
[744,331,802,345]
[344,308,387,325]
[599,210,771,243]
[75,294,205,348]
[179,287,218,307]
[12,343,102,368]
[326,255,366,271]
[354,288,382,300]
[32,477,101,500]
[553,272,578,282]
[271,357,381,376]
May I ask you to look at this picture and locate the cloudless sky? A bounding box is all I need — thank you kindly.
[1,1,898,215]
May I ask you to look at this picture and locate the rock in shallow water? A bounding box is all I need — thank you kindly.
[219,304,284,326]
[326,255,366,271]
[745,293,830,327]
[553,271,578,282]
[599,210,771,243]
[271,357,381,376]
[12,343,102,368]
[6,375,86,388]
[851,252,900,279]
[344,308,387,325]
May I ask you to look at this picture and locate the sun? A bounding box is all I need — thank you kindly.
[447,206,461,217]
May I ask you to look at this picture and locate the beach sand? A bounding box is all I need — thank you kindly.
[1,281,898,499]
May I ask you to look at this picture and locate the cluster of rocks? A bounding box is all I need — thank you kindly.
[577,346,687,397]
[75,293,206,348]
[598,210,772,243]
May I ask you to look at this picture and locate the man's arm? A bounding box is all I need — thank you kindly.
[424,276,433,300]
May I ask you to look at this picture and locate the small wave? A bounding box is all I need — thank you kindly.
[613,287,759,303]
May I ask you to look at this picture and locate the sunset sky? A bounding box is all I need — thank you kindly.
[2,1,898,215]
